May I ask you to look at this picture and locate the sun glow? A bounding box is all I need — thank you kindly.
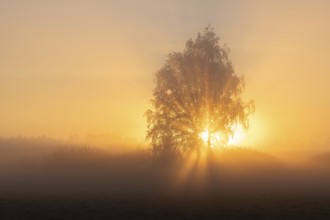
[199,129,209,144]
[199,124,246,148]
[199,129,222,148]
[228,125,246,146]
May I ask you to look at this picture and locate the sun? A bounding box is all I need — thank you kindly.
[198,129,222,148]
[227,125,246,146]
[199,129,209,144]
[198,124,246,148]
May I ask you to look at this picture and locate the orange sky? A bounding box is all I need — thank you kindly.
[0,1,329,147]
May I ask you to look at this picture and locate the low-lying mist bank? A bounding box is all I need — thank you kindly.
[1,141,330,196]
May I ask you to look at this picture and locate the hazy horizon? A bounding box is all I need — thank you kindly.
[1,0,330,152]
[2,2,330,219]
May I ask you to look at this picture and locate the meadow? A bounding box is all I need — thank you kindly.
[1,138,330,219]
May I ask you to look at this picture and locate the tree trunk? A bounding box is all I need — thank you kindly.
[207,133,211,152]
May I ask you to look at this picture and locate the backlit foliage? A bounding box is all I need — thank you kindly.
[146,26,254,157]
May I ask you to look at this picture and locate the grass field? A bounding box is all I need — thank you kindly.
[1,193,330,219]
[1,142,330,219]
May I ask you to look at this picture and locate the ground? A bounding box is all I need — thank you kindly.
[1,147,330,219]
[1,193,330,220]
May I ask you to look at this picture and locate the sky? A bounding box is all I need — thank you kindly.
[0,0,330,148]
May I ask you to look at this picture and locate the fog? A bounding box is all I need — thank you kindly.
[1,1,330,218]
[1,1,330,146]
[1,138,329,197]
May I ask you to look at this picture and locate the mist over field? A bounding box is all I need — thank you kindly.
[1,137,329,197]
[1,138,329,219]
[1,0,330,219]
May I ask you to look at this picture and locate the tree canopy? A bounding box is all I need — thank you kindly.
[146,26,254,158]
